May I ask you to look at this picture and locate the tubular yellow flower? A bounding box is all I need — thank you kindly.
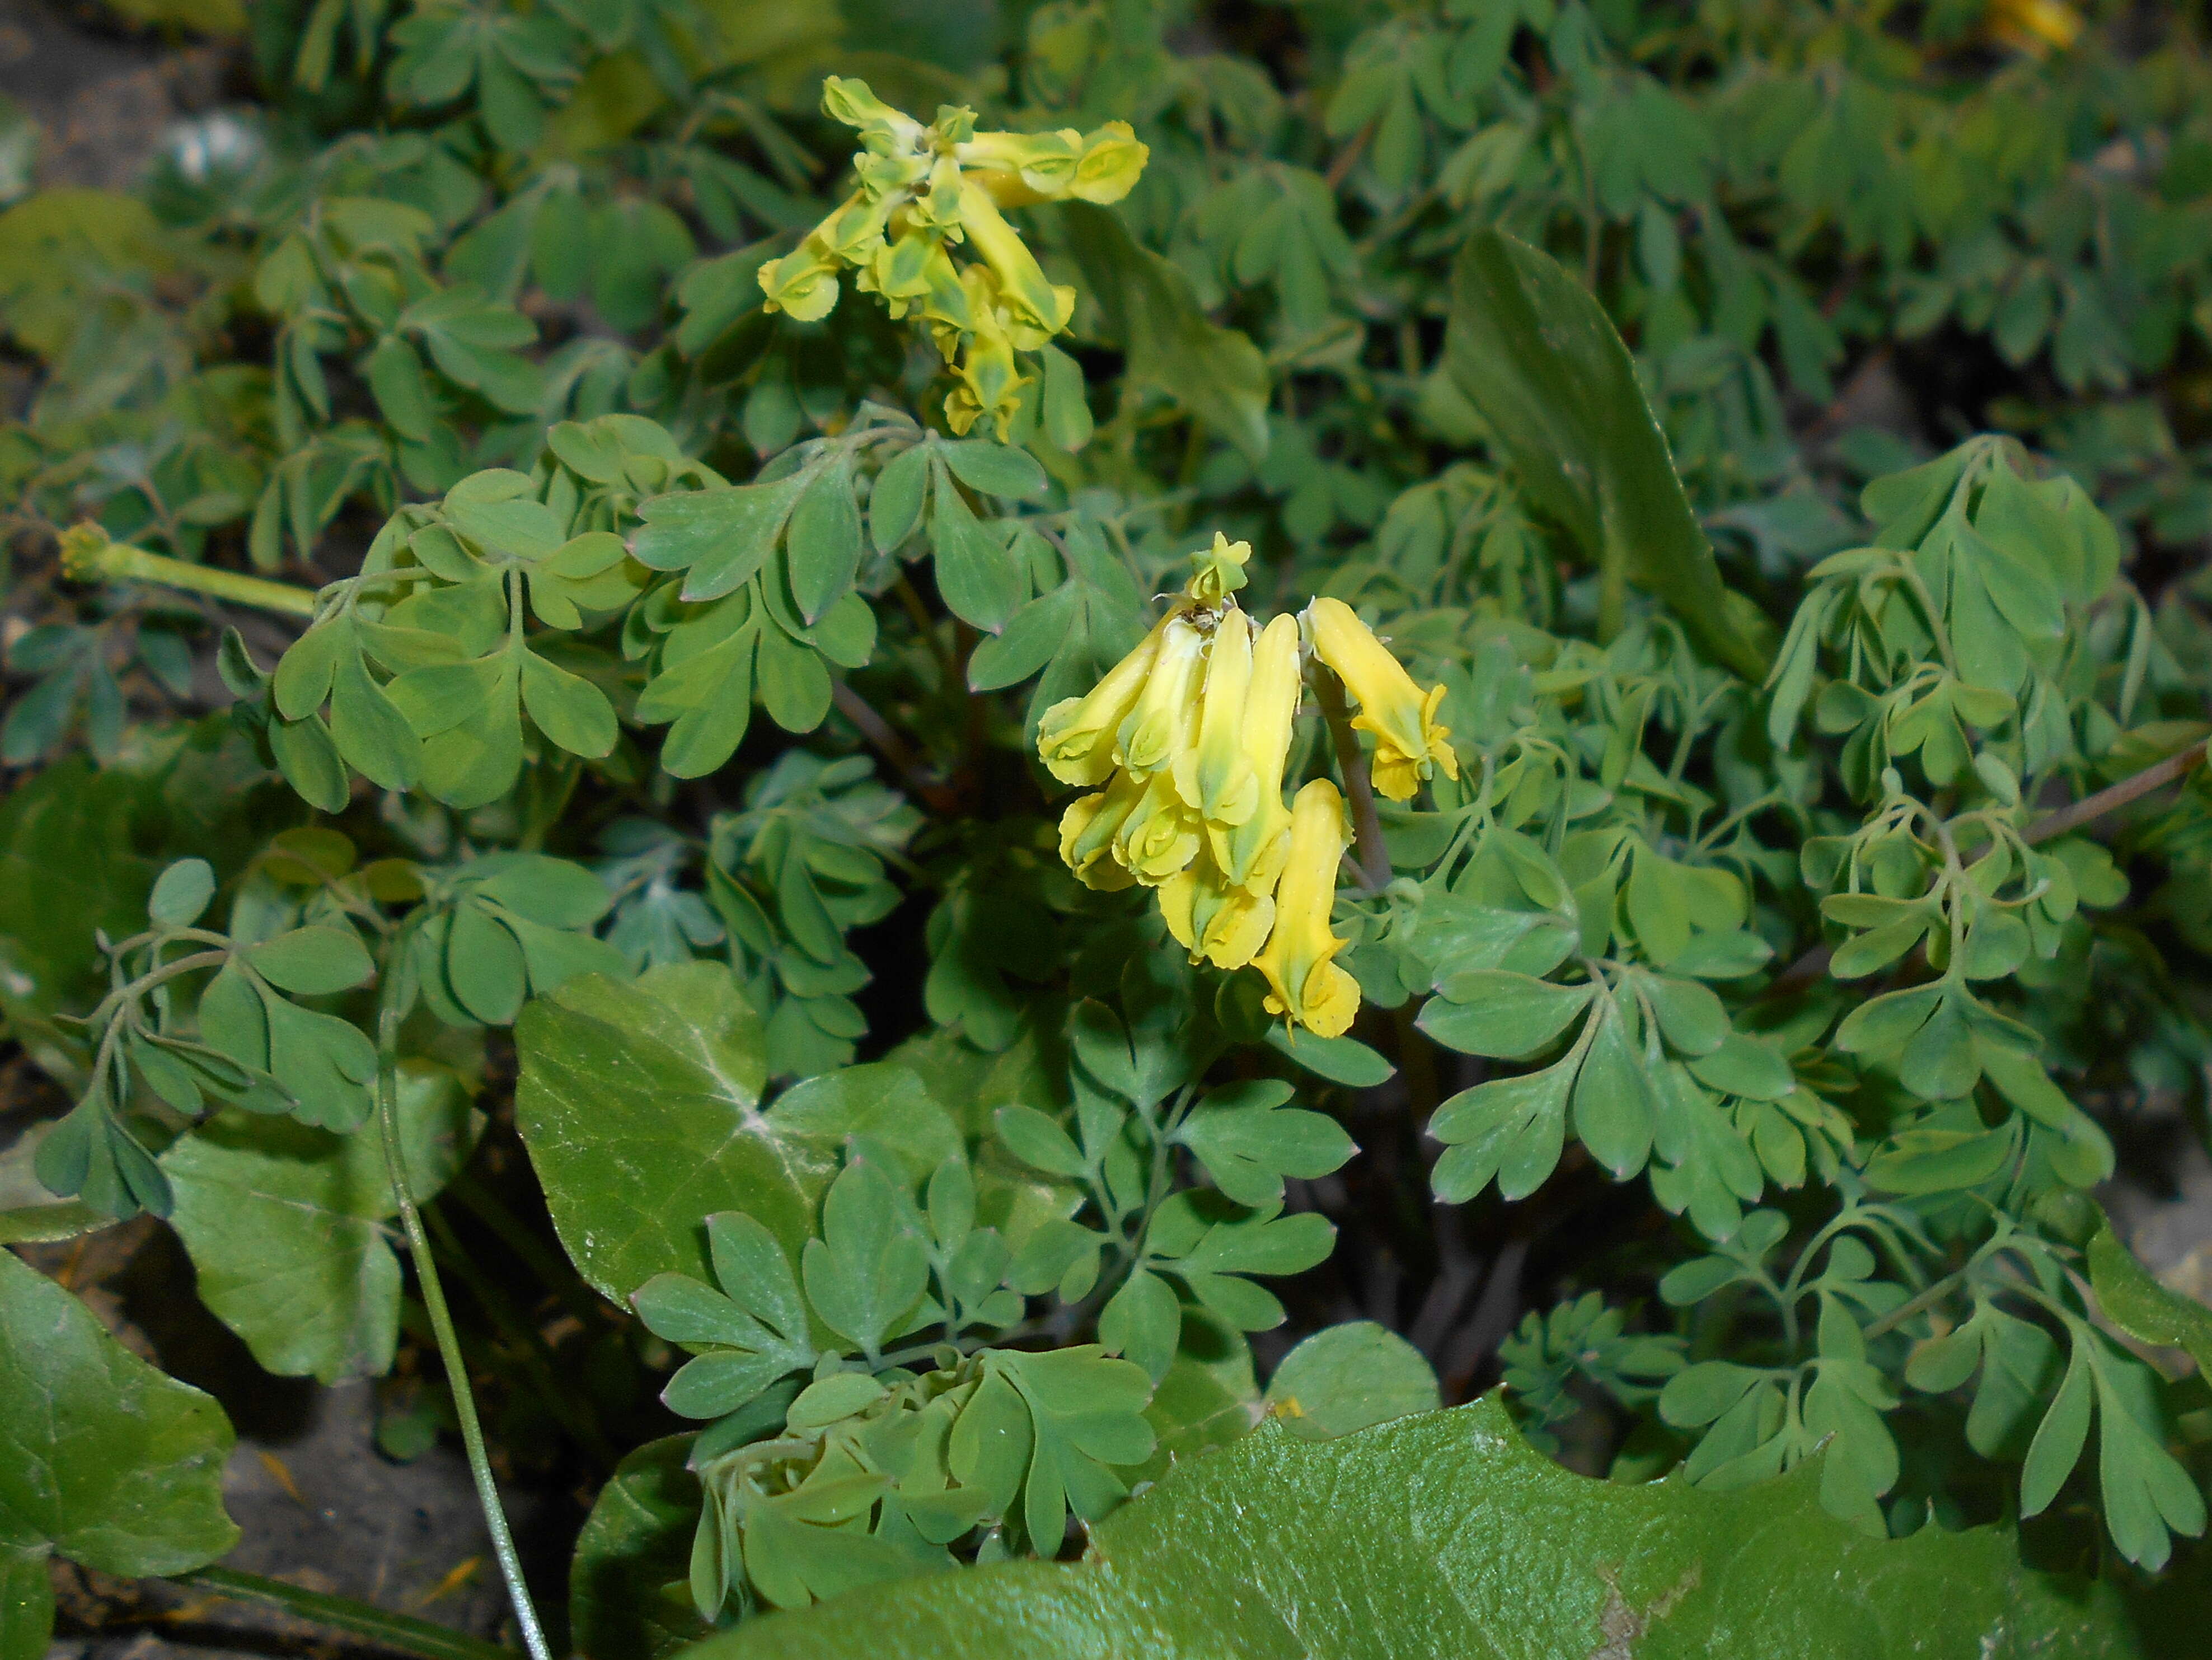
[954,177,1075,347]
[1058,772,1145,891]
[944,277,1029,439]
[1250,779,1360,1038]
[1160,843,1275,969]
[1174,606,1259,826]
[1114,771,1202,886]
[757,242,842,322]
[1305,597,1458,803]
[821,76,927,150]
[957,128,1085,204]
[1116,615,1207,779]
[1071,123,1150,204]
[1035,611,1175,786]
[1210,613,1302,891]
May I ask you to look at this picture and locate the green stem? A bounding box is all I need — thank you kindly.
[175,1566,515,1660]
[373,995,552,1660]
[422,1200,620,1472]
[60,527,320,619]
[1860,1265,1971,1343]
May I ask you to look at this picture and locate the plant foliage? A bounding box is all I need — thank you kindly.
[6,0,2212,1653]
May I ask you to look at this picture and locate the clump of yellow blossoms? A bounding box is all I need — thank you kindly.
[757,77,1148,441]
[1038,535,1457,1037]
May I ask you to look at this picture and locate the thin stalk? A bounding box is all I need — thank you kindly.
[1314,673,1391,893]
[421,1201,620,1471]
[373,995,551,1660]
[2024,740,2207,845]
[61,530,319,619]
[175,1566,514,1660]
[1860,1265,1973,1343]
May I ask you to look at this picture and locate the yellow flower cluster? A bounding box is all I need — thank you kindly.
[1037,536,1458,1037]
[757,77,1148,441]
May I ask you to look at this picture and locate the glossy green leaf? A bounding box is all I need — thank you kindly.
[0,1248,237,1594]
[571,1437,710,1660]
[688,1397,2165,1659]
[514,962,814,1302]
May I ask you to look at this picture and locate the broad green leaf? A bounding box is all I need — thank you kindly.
[0,1248,237,1598]
[160,1059,479,1383]
[0,756,157,1020]
[570,1436,711,1660]
[687,1396,2164,1659]
[1444,231,1767,678]
[634,477,807,602]
[1062,203,1269,461]
[513,963,814,1301]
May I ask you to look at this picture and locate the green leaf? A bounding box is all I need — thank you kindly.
[160,1059,478,1382]
[570,1436,710,1660]
[1061,203,1270,461]
[1173,1081,1355,1208]
[802,1152,930,1355]
[785,459,863,623]
[939,440,1048,502]
[148,857,215,927]
[2088,1218,2212,1379]
[1418,970,1593,1058]
[0,1248,237,1589]
[635,476,808,602]
[243,924,376,995]
[870,445,931,554]
[2020,1341,2093,1519]
[521,649,620,758]
[1443,231,1767,678]
[1430,1057,1577,1203]
[930,462,1024,633]
[513,963,816,1302]
[684,1396,2164,1659]
[1262,1322,1440,1439]
[1260,1026,1395,1086]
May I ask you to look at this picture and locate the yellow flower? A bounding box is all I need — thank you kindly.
[757,242,841,322]
[943,273,1029,439]
[1250,779,1360,1038]
[1071,123,1150,204]
[820,76,927,150]
[1987,0,2082,54]
[1209,613,1302,891]
[1114,771,1202,886]
[955,177,1076,349]
[1057,772,1145,891]
[1035,611,1175,786]
[1305,597,1458,803]
[1160,843,1275,969]
[1115,615,1207,780]
[1174,606,1259,827]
